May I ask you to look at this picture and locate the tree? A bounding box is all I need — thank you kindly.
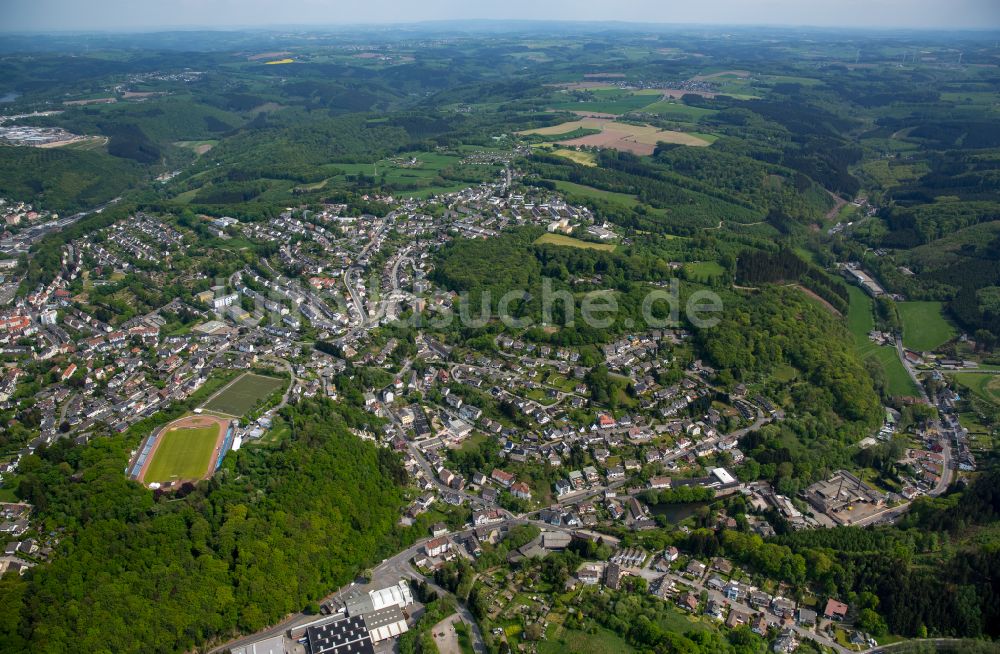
[523,622,544,641]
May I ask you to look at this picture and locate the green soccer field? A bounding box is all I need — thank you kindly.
[144,426,219,483]
[201,373,285,417]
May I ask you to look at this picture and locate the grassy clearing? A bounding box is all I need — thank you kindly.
[689,132,720,144]
[764,74,824,86]
[656,607,713,634]
[636,101,717,122]
[847,287,919,397]
[551,179,642,208]
[257,417,292,446]
[537,627,635,654]
[172,188,199,204]
[940,91,1000,106]
[174,140,217,155]
[549,179,693,232]
[320,152,477,197]
[859,159,930,187]
[201,372,285,417]
[534,232,616,251]
[520,119,609,136]
[684,261,725,280]
[897,301,956,351]
[458,432,488,453]
[144,426,218,483]
[952,373,1000,407]
[773,364,799,383]
[549,89,665,115]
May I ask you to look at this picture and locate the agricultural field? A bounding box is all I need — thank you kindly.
[140,415,229,485]
[201,372,285,417]
[763,74,825,86]
[847,287,920,397]
[558,123,711,153]
[548,88,663,114]
[519,119,607,136]
[940,91,1000,110]
[897,301,956,351]
[546,147,597,166]
[691,70,761,98]
[534,232,616,251]
[520,117,711,154]
[635,101,718,122]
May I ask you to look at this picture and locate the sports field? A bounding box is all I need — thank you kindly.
[201,372,285,417]
[138,415,230,485]
[897,301,955,352]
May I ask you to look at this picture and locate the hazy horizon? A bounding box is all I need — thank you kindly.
[5,0,1000,33]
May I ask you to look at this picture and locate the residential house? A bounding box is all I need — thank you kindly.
[797,608,817,627]
[491,469,515,488]
[678,592,699,612]
[824,598,849,621]
[425,537,451,557]
[726,610,750,630]
[685,559,707,578]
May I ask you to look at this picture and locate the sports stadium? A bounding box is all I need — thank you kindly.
[127,414,234,488]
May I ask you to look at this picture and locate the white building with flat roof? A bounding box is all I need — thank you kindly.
[344,580,414,617]
[711,467,736,485]
[229,634,288,654]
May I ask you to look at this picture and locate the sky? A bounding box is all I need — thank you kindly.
[4,0,1000,32]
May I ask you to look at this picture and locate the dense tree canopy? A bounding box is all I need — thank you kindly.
[0,397,405,654]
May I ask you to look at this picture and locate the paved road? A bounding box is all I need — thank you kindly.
[262,356,295,410]
[895,336,929,402]
[344,266,368,328]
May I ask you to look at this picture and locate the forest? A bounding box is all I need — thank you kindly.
[0,397,406,653]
